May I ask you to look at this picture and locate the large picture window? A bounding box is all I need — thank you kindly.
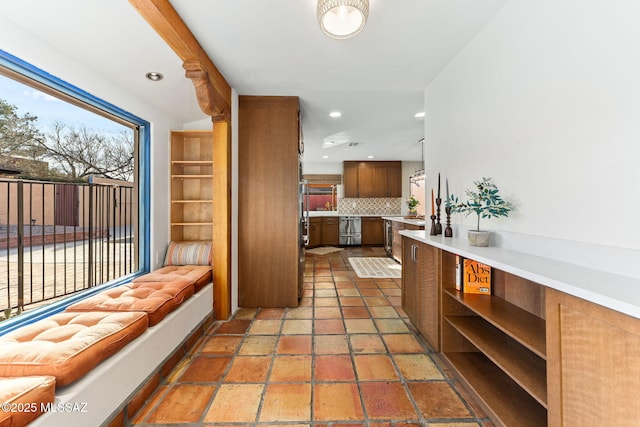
[0,49,150,331]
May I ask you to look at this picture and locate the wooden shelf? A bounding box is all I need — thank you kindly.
[444,288,546,358]
[171,175,213,179]
[171,200,214,203]
[171,222,213,226]
[446,316,547,407]
[171,160,212,165]
[443,352,547,427]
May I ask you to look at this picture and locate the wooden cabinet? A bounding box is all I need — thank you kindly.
[546,288,640,426]
[321,217,339,245]
[343,162,359,198]
[402,238,440,351]
[308,217,322,248]
[238,96,301,308]
[392,221,423,263]
[361,216,384,246]
[170,130,213,242]
[343,161,402,198]
[308,217,339,247]
[440,250,547,427]
[399,235,640,427]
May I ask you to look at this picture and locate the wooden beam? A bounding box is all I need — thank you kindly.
[129,0,231,122]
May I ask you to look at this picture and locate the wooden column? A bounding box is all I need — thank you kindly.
[212,121,231,320]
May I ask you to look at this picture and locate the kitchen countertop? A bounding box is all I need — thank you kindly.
[381,216,426,227]
[307,211,399,218]
[400,230,640,321]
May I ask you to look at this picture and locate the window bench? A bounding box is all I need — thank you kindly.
[30,282,214,426]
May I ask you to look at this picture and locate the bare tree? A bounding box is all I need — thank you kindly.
[36,122,134,181]
[1,98,134,181]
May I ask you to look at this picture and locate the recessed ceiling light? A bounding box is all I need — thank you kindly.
[322,155,329,159]
[329,111,342,118]
[367,155,374,159]
[414,112,425,118]
[145,72,164,81]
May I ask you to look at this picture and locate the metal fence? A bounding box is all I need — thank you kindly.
[0,178,137,317]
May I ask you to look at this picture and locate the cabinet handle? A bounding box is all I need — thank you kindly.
[411,244,417,262]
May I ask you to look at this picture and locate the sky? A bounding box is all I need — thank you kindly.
[0,73,128,135]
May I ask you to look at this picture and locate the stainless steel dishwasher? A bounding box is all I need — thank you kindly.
[339,216,361,245]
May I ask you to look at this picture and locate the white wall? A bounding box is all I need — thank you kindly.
[0,17,181,268]
[425,0,640,252]
[302,161,343,175]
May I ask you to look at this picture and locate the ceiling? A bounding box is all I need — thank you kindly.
[0,0,507,163]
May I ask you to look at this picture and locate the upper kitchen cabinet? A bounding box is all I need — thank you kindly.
[343,161,402,198]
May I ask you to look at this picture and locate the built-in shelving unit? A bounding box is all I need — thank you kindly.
[401,231,640,426]
[440,251,547,427]
[170,131,213,242]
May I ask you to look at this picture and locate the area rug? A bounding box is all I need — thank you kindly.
[306,246,344,256]
[348,257,402,279]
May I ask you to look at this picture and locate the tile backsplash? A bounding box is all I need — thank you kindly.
[337,198,402,215]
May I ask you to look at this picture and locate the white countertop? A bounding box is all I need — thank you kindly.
[382,216,426,227]
[400,230,640,320]
[307,211,397,218]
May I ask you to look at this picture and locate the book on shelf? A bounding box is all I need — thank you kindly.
[463,259,492,295]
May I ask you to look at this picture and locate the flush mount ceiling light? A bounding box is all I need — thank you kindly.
[329,111,342,118]
[317,0,369,40]
[414,112,425,118]
[145,72,164,81]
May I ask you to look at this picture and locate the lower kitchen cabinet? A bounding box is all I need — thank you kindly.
[321,217,339,245]
[361,216,384,246]
[308,217,322,248]
[308,216,339,248]
[402,237,440,351]
[393,221,423,263]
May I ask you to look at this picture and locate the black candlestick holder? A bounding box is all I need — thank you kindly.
[435,198,443,235]
[444,206,453,237]
[429,214,437,235]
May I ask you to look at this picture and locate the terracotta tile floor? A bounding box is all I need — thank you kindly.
[131,247,491,426]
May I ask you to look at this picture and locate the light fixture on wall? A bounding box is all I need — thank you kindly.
[317,0,369,39]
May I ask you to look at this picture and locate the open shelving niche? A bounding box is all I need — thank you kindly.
[170,131,214,242]
[440,250,547,427]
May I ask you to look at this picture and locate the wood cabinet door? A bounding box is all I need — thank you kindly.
[546,288,640,426]
[402,238,419,326]
[321,217,339,245]
[308,218,322,248]
[386,162,402,197]
[343,162,359,197]
[359,162,387,197]
[361,217,384,245]
[415,242,440,351]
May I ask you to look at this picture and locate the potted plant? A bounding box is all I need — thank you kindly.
[406,195,420,216]
[447,177,513,246]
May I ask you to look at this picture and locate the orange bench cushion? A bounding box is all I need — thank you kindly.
[65,280,193,326]
[0,376,55,427]
[0,312,148,387]
[132,265,212,292]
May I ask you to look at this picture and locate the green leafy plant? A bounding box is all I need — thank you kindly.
[447,177,513,231]
[407,195,420,212]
